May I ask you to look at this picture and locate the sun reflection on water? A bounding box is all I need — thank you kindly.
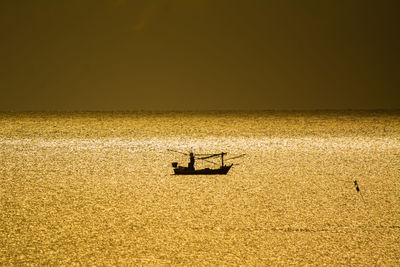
[0,111,399,265]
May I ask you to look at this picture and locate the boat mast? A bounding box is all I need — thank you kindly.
[221,152,225,167]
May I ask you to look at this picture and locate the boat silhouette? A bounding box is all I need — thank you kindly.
[168,149,244,175]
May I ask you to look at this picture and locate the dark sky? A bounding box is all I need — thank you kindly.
[1,0,399,111]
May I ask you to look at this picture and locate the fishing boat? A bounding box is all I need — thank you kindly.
[168,149,245,175]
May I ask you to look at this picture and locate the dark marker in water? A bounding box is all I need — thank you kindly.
[354,180,360,192]
[354,180,365,202]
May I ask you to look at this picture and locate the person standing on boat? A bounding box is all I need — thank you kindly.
[188,152,195,170]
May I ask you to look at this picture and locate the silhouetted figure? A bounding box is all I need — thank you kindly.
[188,152,195,170]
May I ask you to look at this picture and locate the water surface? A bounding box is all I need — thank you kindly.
[1,111,399,265]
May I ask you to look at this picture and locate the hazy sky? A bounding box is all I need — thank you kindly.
[0,0,399,111]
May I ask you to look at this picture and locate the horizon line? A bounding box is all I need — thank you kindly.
[0,108,399,113]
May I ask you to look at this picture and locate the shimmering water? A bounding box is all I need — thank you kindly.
[1,111,399,265]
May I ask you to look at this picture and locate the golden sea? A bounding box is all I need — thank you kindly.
[1,111,399,265]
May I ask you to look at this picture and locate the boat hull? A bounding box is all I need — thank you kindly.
[173,165,232,175]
